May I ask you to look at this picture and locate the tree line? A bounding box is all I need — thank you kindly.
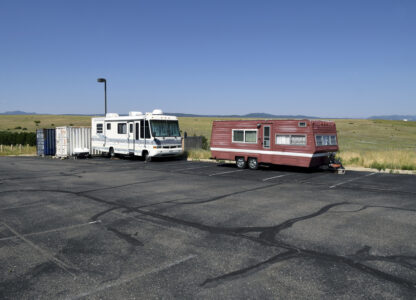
[0,131,36,146]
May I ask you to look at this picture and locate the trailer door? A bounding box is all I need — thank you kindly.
[263,125,271,149]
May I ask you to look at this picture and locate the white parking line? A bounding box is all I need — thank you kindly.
[262,174,287,182]
[0,220,102,242]
[329,172,376,189]
[209,169,244,176]
[3,222,79,277]
[70,254,196,299]
[175,165,213,172]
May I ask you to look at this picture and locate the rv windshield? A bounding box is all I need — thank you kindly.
[150,120,180,137]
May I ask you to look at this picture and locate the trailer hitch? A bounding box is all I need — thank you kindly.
[329,153,345,174]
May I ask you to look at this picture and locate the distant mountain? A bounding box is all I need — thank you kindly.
[369,115,416,121]
[0,110,37,115]
[166,112,317,119]
[0,111,103,116]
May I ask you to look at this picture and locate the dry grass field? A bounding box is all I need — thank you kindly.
[1,115,415,170]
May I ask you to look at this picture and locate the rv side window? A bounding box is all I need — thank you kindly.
[232,130,244,142]
[107,123,111,130]
[96,123,103,134]
[135,123,139,140]
[298,122,307,127]
[117,123,127,134]
[276,134,306,145]
[140,120,151,139]
[129,123,133,133]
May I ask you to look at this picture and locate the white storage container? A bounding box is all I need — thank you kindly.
[55,127,92,157]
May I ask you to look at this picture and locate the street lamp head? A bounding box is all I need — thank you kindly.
[97,78,106,83]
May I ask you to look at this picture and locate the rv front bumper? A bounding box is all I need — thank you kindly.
[151,148,183,157]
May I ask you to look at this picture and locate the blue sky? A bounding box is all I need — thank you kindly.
[0,0,415,117]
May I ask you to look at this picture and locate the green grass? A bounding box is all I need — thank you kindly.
[0,145,37,156]
[185,149,211,160]
[1,115,415,170]
[0,115,91,132]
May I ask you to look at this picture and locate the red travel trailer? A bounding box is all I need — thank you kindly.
[210,119,341,169]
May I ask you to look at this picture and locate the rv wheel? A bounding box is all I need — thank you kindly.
[236,157,246,169]
[143,151,151,162]
[108,147,115,158]
[248,158,258,170]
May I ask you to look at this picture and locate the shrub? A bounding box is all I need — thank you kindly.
[201,136,209,150]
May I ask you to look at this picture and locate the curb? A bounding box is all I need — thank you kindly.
[187,158,416,175]
[344,166,415,175]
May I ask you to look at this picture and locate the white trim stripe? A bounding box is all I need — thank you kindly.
[210,147,330,158]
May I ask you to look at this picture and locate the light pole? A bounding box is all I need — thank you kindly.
[97,78,107,115]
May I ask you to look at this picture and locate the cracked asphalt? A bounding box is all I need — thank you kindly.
[0,156,415,299]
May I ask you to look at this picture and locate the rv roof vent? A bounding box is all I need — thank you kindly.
[129,111,143,116]
[106,113,119,118]
[152,109,163,115]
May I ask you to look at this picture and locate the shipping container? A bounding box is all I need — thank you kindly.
[55,127,91,157]
[36,129,44,156]
[210,119,341,169]
[36,128,56,156]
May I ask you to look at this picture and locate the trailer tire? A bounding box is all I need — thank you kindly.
[248,158,258,170]
[236,157,246,169]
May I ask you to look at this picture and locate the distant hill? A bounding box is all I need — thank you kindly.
[0,110,37,115]
[1,111,317,119]
[369,115,416,121]
[166,112,317,119]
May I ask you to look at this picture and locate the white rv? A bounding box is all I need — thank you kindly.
[91,109,183,159]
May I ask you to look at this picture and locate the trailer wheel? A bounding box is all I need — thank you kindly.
[236,157,246,169]
[248,158,258,170]
[108,147,115,158]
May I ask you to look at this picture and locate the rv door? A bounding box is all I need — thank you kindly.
[128,122,134,154]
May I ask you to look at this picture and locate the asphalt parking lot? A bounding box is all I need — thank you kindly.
[0,156,415,299]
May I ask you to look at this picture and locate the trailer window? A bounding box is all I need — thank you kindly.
[245,130,257,143]
[130,123,133,133]
[232,129,257,143]
[117,123,127,134]
[276,135,290,145]
[276,134,306,145]
[298,122,307,127]
[107,123,111,130]
[96,123,103,134]
[291,135,306,145]
[232,130,244,142]
[315,135,337,146]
